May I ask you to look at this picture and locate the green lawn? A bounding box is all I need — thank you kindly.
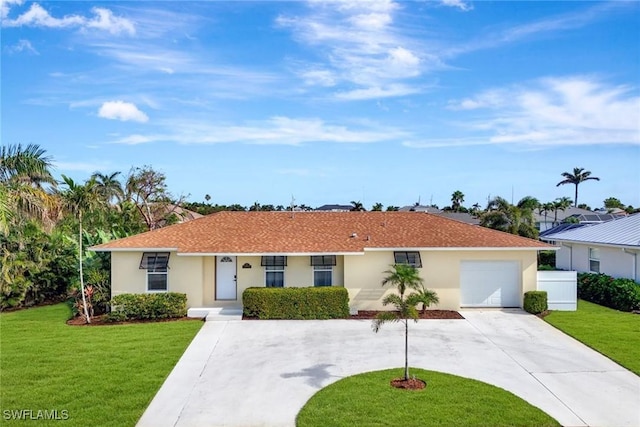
[544,299,640,375]
[0,304,202,426]
[297,368,559,427]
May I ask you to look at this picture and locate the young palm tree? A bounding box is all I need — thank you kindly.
[414,283,440,314]
[372,264,426,381]
[57,175,102,323]
[481,196,539,238]
[556,167,600,207]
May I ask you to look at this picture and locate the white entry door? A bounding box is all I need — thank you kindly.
[216,256,237,300]
[460,261,520,307]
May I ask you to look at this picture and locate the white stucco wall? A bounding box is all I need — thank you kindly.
[555,243,639,281]
[111,250,540,310]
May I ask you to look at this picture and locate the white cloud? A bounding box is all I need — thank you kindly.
[2,3,135,35]
[441,0,473,12]
[5,39,38,54]
[0,0,23,20]
[98,101,149,123]
[335,84,421,101]
[433,76,640,148]
[277,1,431,100]
[111,116,409,146]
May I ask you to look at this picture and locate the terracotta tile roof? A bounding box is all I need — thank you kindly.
[92,211,553,253]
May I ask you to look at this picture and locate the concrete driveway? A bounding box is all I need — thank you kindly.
[138,310,639,427]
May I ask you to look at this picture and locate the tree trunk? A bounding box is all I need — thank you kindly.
[78,212,91,324]
[404,320,409,380]
[574,184,578,207]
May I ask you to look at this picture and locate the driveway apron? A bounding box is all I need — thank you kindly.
[138,310,640,427]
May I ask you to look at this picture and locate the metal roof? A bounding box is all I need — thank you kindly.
[539,222,588,238]
[541,214,640,248]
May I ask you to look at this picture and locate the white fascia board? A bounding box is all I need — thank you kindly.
[89,247,178,252]
[363,246,558,252]
[543,239,640,251]
[177,251,365,257]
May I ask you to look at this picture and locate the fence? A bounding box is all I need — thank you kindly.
[537,270,577,311]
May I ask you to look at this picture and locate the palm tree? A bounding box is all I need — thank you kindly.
[414,283,439,314]
[57,175,102,323]
[556,168,600,207]
[552,197,573,225]
[91,171,124,205]
[0,144,56,232]
[371,202,383,211]
[481,196,539,239]
[451,190,465,212]
[350,201,366,211]
[372,264,426,381]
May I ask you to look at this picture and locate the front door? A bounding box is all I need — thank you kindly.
[216,256,237,300]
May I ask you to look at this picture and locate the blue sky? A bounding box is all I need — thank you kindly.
[2,0,639,209]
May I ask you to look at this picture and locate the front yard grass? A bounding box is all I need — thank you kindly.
[0,303,202,426]
[297,368,559,427]
[544,299,640,375]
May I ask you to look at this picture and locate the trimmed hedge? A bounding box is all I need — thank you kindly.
[577,273,640,312]
[523,291,547,314]
[107,292,187,321]
[243,286,350,319]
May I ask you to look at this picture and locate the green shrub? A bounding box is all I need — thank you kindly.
[107,292,187,321]
[538,250,556,268]
[524,291,548,314]
[243,287,350,319]
[578,273,640,312]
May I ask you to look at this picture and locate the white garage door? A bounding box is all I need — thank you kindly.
[460,261,521,307]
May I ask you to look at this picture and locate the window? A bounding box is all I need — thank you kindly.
[140,252,169,292]
[265,266,284,287]
[394,251,422,268]
[313,266,332,287]
[310,255,335,287]
[589,248,600,273]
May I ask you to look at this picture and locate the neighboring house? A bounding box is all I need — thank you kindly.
[535,207,618,231]
[399,204,437,212]
[92,211,554,312]
[539,222,588,239]
[433,211,480,225]
[541,214,640,282]
[315,204,353,212]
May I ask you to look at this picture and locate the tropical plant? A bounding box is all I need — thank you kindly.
[0,143,57,232]
[91,171,124,205]
[556,167,600,207]
[350,201,365,211]
[480,196,539,238]
[552,197,573,225]
[538,202,554,225]
[372,264,427,381]
[451,190,465,212]
[413,283,439,314]
[603,197,624,210]
[385,205,399,211]
[57,175,103,323]
[371,202,383,211]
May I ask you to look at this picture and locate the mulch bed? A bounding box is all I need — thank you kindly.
[243,310,464,320]
[391,377,427,390]
[351,310,464,320]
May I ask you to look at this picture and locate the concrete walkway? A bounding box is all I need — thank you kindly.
[138,310,640,427]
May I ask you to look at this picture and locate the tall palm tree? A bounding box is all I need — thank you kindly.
[57,175,102,323]
[91,171,124,205]
[556,167,600,207]
[451,190,465,212]
[372,264,426,381]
